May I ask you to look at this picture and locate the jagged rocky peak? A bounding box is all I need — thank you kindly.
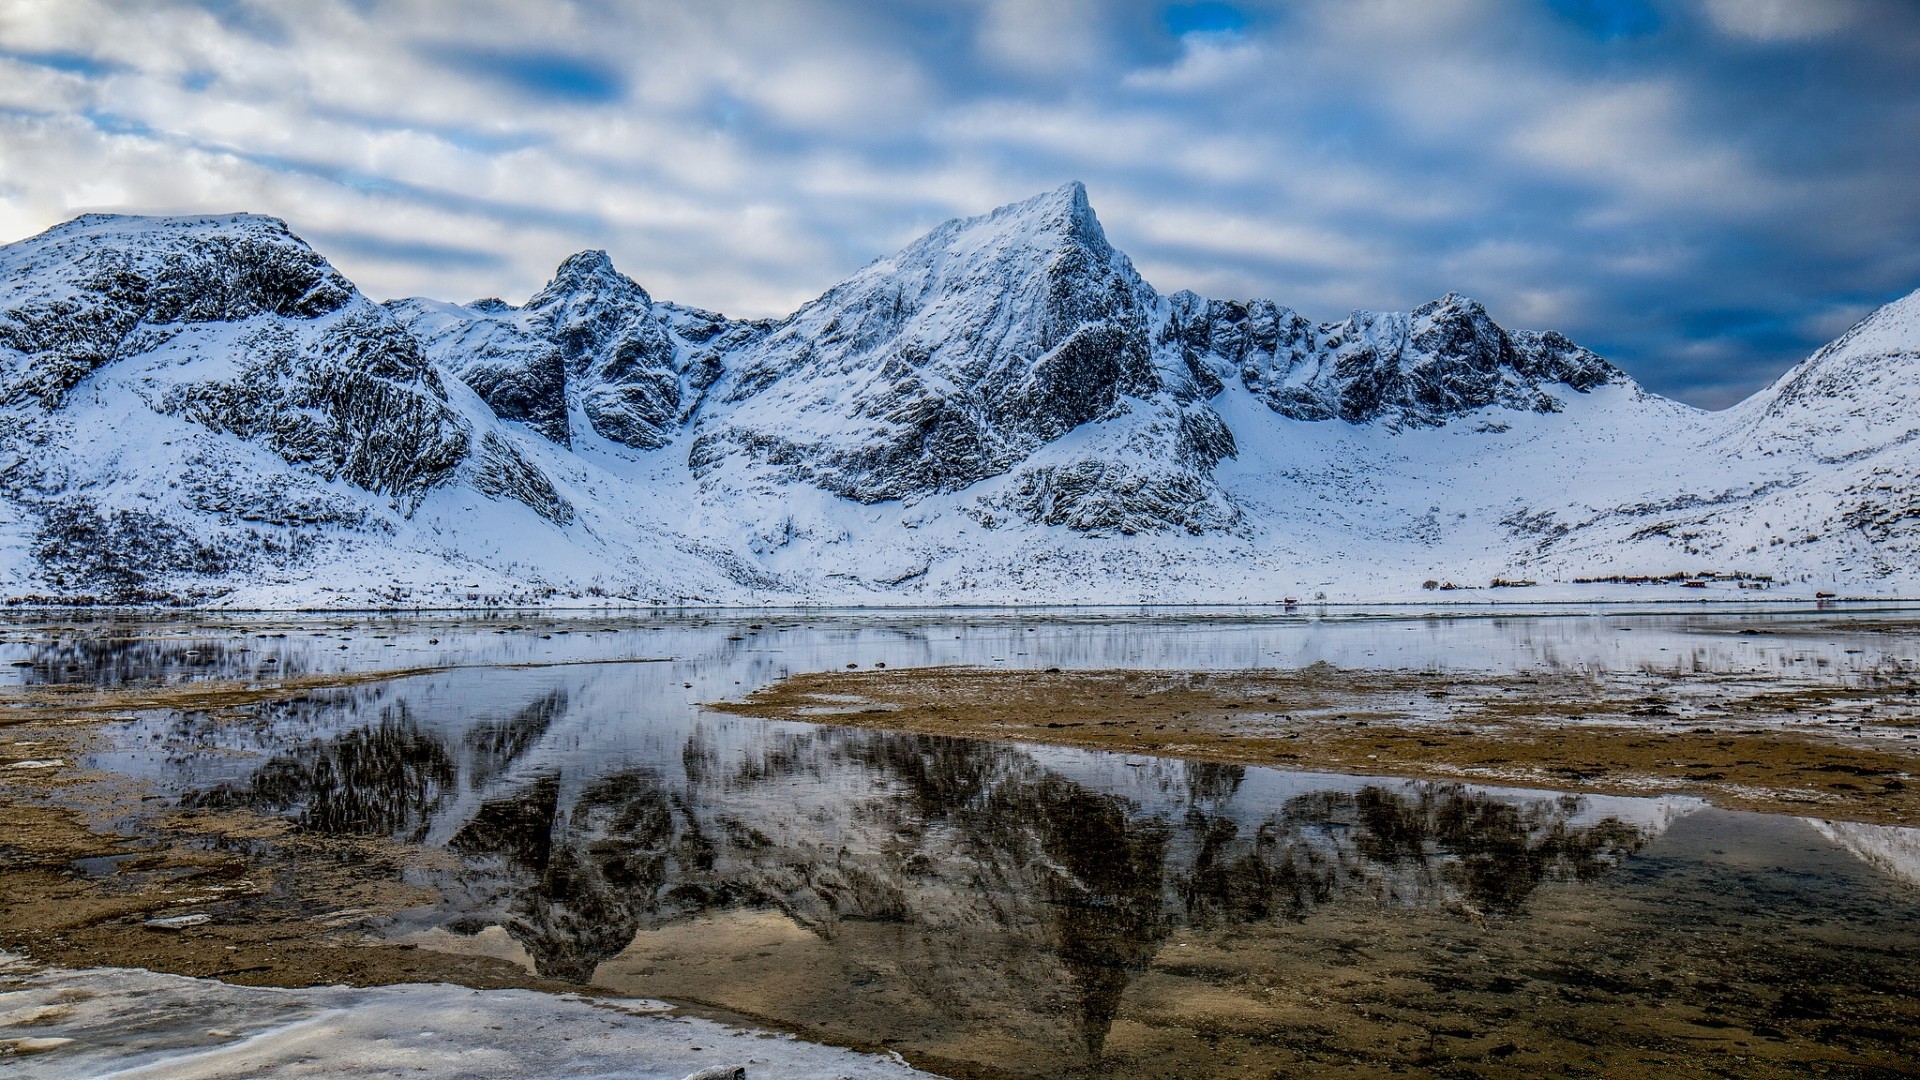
[525,249,685,449]
[696,181,1213,513]
[1164,291,1316,402]
[1168,287,1623,426]
[532,249,649,305]
[394,249,755,449]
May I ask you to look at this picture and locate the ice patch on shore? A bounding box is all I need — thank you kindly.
[1803,820,1920,890]
[0,954,931,1079]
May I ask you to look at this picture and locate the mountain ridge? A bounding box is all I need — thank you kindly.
[0,187,1913,606]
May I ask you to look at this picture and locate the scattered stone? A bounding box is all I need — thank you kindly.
[142,913,212,931]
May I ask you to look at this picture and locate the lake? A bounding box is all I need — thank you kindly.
[6,606,1920,1076]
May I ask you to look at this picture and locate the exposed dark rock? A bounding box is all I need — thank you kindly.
[161,311,471,503]
[696,182,1237,533]
[32,496,230,598]
[393,257,763,450]
[1168,289,1623,426]
[472,432,574,525]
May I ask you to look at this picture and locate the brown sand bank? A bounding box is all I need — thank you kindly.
[711,664,1920,825]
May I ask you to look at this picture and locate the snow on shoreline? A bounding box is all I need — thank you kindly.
[0,954,932,1080]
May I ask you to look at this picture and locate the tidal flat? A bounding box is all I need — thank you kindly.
[3,606,1919,1077]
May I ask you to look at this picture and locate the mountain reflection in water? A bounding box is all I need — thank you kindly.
[162,667,1662,1058]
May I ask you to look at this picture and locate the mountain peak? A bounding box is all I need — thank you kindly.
[978,180,1104,248]
[894,182,1112,269]
[531,249,650,309]
[1415,292,1488,318]
[1015,179,1092,217]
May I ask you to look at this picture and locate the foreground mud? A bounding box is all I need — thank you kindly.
[714,664,1920,825]
[0,720,553,993]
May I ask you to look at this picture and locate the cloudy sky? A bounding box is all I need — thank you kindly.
[2,0,1917,407]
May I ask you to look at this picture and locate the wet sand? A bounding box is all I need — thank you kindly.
[713,664,1920,825]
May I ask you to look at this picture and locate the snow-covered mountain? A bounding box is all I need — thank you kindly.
[0,185,1914,606]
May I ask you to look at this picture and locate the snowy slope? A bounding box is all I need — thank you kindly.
[0,214,755,606]
[688,182,1239,538]
[0,190,1915,606]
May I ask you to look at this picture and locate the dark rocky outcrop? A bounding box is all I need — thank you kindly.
[160,309,470,502]
[393,254,764,450]
[1167,290,1622,426]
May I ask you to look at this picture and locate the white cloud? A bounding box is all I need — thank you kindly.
[1122,35,1266,93]
[1701,0,1863,41]
[1508,81,1779,213]
[0,0,1911,405]
[1115,202,1381,273]
[975,0,1107,76]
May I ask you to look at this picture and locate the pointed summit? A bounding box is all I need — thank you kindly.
[979,180,1103,243]
[692,180,1240,533]
[895,181,1113,272]
[530,249,651,310]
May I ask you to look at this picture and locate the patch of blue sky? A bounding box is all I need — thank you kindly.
[1164,3,1249,37]
[82,109,155,138]
[1677,305,1806,351]
[307,229,507,272]
[425,45,626,104]
[0,48,124,77]
[1547,0,1662,41]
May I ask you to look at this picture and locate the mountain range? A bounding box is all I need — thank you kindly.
[0,182,1914,606]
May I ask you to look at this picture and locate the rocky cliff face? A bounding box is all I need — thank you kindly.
[1166,290,1622,426]
[0,215,469,501]
[689,182,1237,533]
[0,213,353,409]
[0,214,480,600]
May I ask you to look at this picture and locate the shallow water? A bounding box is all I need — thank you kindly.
[41,608,1920,1076]
[10,602,1920,692]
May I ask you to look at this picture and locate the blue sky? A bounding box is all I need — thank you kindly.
[2,0,1918,407]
